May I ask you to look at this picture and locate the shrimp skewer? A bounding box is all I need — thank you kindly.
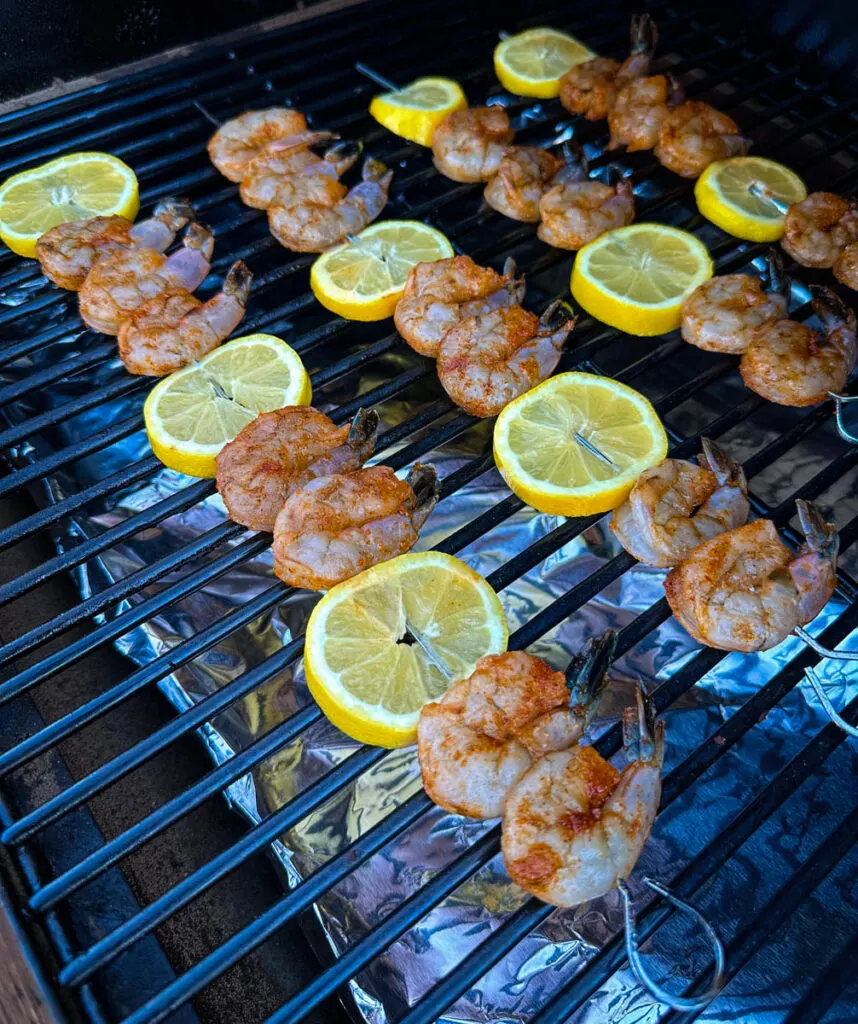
[739,286,857,406]
[418,631,616,820]
[681,249,790,355]
[272,463,439,590]
[608,72,685,153]
[502,685,665,908]
[655,100,750,178]
[394,255,525,358]
[117,260,252,377]
[207,108,309,182]
[431,106,515,183]
[216,406,379,532]
[664,500,838,652]
[437,301,576,418]
[35,199,195,291]
[78,224,214,335]
[611,438,749,568]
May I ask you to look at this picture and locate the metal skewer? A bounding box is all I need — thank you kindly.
[403,621,453,681]
[193,100,222,127]
[803,666,858,738]
[748,181,791,215]
[355,62,401,92]
[829,391,858,445]
[574,432,619,469]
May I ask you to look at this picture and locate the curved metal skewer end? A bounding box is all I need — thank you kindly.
[619,877,727,1011]
[829,391,858,445]
[803,666,858,738]
[795,626,858,662]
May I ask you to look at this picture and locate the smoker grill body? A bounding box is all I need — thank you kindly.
[2,1,858,1023]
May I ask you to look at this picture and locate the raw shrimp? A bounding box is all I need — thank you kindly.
[437,302,576,418]
[117,260,252,377]
[608,73,684,153]
[664,500,838,652]
[267,158,392,252]
[216,406,379,532]
[239,136,361,210]
[272,463,439,590]
[781,192,858,269]
[78,223,214,335]
[538,177,635,250]
[207,108,309,182]
[739,286,857,406]
[681,250,790,355]
[431,106,515,183]
[655,101,750,179]
[502,686,665,907]
[35,199,195,291]
[418,632,616,820]
[484,146,566,222]
[610,438,749,568]
[394,255,525,358]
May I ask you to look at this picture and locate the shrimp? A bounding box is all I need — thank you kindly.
[239,136,361,210]
[655,101,750,179]
[216,406,379,532]
[394,255,525,358]
[833,242,858,291]
[431,106,515,183]
[78,224,214,335]
[681,250,790,355]
[610,438,749,568]
[484,146,566,223]
[664,500,838,652]
[739,286,857,406]
[559,13,658,121]
[207,108,309,182]
[538,176,635,250]
[608,73,684,153]
[35,199,195,291]
[437,301,576,418]
[502,686,665,908]
[272,463,439,590]
[418,632,616,820]
[267,158,392,252]
[116,260,252,377]
[781,192,858,269]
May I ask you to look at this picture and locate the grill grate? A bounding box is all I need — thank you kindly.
[2,0,858,1022]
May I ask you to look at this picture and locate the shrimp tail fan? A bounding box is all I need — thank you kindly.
[623,684,665,766]
[557,139,589,183]
[565,629,617,719]
[665,73,685,108]
[406,463,440,528]
[152,198,196,228]
[501,256,527,304]
[699,437,747,492]
[796,499,839,562]
[223,260,253,303]
[539,298,577,333]
[183,222,215,258]
[630,12,658,58]
[346,408,380,461]
[362,157,393,186]
[763,248,790,300]
[809,284,857,334]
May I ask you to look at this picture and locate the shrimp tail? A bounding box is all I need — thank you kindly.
[539,299,577,335]
[268,129,340,155]
[325,138,363,175]
[699,438,747,491]
[565,629,617,719]
[630,12,658,58]
[362,157,392,185]
[223,260,253,306]
[763,248,790,300]
[724,133,753,158]
[666,73,686,108]
[183,222,215,260]
[346,407,380,460]
[622,684,665,767]
[405,462,440,528]
[152,198,196,230]
[502,256,527,305]
[553,139,589,184]
[809,285,858,335]
[796,499,839,564]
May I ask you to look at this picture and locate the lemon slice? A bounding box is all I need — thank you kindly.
[311,220,454,321]
[0,152,139,258]
[369,77,467,147]
[144,334,312,478]
[494,28,595,98]
[695,157,807,242]
[571,223,713,336]
[304,550,508,747]
[494,371,668,517]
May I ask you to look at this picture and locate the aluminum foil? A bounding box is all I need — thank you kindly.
[5,278,858,1024]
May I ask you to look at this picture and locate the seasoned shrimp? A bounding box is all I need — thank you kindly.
[216,406,379,532]
[431,106,515,183]
[272,463,439,590]
[502,686,665,908]
[394,255,525,358]
[740,286,857,406]
[437,302,576,418]
[655,101,750,179]
[538,176,635,250]
[833,242,858,291]
[608,73,684,153]
[781,192,858,269]
[268,158,392,252]
[559,13,658,121]
[35,199,195,291]
[664,500,837,652]
[418,632,616,820]
[117,260,251,377]
[239,136,360,210]
[484,146,566,222]
[207,108,308,182]
[681,250,790,355]
[78,224,214,335]
[610,438,749,568]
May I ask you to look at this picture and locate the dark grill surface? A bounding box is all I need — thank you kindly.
[2,0,858,1021]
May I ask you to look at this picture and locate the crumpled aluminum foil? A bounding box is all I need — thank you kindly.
[4,286,858,1024]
